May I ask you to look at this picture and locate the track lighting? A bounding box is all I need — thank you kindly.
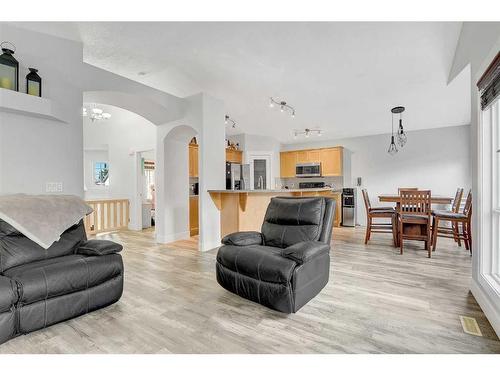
[269,97,295,118]
[293,128,323,139]
[225,115,236,128]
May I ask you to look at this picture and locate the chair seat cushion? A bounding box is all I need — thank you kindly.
[0,276,17,312]
[400,214,430,223]
[370,208,396,214]
[3,254,123,304]
[432,210,467,220]
[371,206,395,212]
[217,245,297,284]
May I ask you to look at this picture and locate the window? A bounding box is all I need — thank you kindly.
[94,162,109,186]
[482,97,500,277]
[493,100,500,274]
[478,51,500,282]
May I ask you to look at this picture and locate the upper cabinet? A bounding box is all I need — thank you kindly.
[189,144,199,177]
[280,146,343,177]
[320,147,343,176]
[226,149,243,164]
[280,151,298,178]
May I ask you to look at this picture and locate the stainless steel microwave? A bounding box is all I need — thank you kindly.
[296,162,321,178]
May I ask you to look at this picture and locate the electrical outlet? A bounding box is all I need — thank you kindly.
[45,182,63,193]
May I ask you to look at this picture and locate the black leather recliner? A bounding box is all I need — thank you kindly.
[0,219,124,345]
[216,197,335,313]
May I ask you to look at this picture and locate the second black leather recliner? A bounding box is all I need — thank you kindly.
[216,196,335,313]
[0,219,124,345]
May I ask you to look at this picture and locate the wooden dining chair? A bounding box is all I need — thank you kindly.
[398,190,432,257]
[450,188,464,245]
[361,189,397,246]
[432,190,472,254]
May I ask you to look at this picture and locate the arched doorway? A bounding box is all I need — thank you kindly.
[83,91,164,234]
[156,125,199,245]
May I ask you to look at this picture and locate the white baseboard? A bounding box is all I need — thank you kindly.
[199,239,221,252]
[471,278,500,337]
[155,230,190,244]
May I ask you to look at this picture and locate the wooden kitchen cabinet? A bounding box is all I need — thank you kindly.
[226,149,243,163]
[296,150,309,163]
[189,196,199,236]
[280,151,297,178]
[279,146,343,178]
[320,147,342,176]
[307,149,321,162]
[189,144,199,177]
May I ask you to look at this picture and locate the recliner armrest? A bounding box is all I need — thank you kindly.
[221,231,263,246]
[76,240,123,256]
[281,241,330,264]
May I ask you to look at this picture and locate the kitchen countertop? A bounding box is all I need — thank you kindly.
[208,188,341,194]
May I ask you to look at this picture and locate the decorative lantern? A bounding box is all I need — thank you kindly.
[26,68,42,97]
[0,41,19,91]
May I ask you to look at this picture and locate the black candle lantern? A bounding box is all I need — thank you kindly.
[0,41,19,91]
[26,68,42,97]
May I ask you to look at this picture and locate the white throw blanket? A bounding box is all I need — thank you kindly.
[0,194,93,249]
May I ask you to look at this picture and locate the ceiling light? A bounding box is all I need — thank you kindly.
[225,115,236,129]
[269,97,295,118]
[83,104,111,122]
[388,106,405,155]
[294,128,322,139]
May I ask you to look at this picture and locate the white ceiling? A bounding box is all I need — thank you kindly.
[14,22,470,143]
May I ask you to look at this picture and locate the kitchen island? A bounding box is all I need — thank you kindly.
[208,188,342,238]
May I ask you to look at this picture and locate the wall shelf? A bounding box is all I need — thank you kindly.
[0,88,68,124]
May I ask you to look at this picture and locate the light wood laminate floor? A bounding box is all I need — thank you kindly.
[1,227,499,353]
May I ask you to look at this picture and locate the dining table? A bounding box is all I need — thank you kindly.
[377,194,454,247]
[378,194,453,208]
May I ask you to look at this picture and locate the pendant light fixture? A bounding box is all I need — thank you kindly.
[388,107,401,155]
[393,106,407,147]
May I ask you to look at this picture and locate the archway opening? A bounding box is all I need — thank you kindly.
[159,124,200,247]
[83,100,157,235]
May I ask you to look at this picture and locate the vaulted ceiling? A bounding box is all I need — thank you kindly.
[14,22,470,143]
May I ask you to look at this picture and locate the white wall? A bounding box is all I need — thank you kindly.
[156,93,225,252]
[282,125,472,225]
[83,104,156,229]
[0,23,84,196]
